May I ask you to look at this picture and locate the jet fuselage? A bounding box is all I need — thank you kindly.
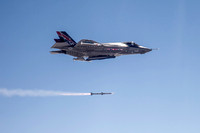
[50,31,152,61]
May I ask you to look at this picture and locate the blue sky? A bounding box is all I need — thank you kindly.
[0,0,200,133]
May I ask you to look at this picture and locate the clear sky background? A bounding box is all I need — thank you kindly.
[0,0,200,133]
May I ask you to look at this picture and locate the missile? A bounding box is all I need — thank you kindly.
[90,92,113,96]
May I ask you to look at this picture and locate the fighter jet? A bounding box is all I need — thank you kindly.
[50,31,152,61]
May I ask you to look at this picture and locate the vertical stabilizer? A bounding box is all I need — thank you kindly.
[56,31,77,46]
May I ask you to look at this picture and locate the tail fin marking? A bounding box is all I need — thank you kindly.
[56,31,76,46]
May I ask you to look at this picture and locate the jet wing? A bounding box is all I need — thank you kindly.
[86,55,116,61]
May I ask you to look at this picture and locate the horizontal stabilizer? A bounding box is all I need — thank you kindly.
[51,42,71,49]
[50,50,66,54]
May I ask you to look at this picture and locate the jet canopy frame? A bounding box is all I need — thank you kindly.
[80,39,98,44]
[123,41,140,48]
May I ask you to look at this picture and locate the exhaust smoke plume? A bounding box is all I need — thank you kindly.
[0,88,91,97]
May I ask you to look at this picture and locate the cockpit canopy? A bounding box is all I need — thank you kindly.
[123,41,139,48]
[81,39,98,44]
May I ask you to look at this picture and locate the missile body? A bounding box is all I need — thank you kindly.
[90,92,112,96]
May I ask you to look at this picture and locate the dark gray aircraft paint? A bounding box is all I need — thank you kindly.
[50,31,152,61]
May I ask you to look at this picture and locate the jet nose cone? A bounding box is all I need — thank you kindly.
[144,48,152,53]
[140,48,152,54]
[147,48,152,52]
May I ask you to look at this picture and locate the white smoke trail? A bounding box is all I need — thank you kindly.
[0,88,91,97]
